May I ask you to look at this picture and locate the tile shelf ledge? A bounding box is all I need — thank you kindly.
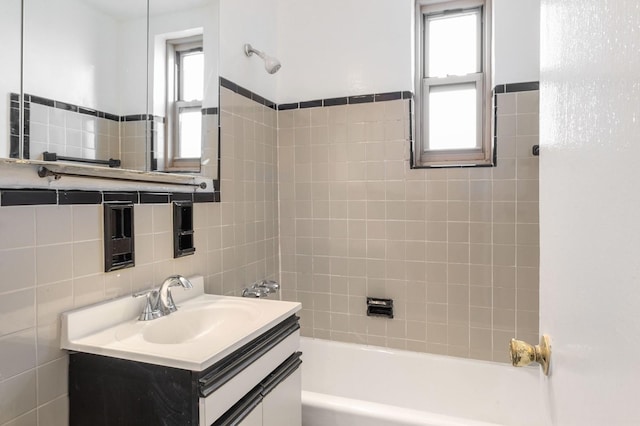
[0,158,214,193]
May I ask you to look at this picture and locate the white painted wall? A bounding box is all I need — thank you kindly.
[539,0,640,424]
[272,0,539,103]
[219,0,279,102]
[0,0,21,158]
[23,0,121,112]
[493,0,540,84]
[147,1,219,117]
[276,0,413,103]
[116,14,148,116]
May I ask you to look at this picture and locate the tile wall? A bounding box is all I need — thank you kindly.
[278,90,540,362]
[29,103,120,165]
[28,108,218,175]
[0,90,277,426]
[217,87,280,295]
[0,202,218,425]
[202,112,220,179]
[120,120,149,171]
[0,83,537,425]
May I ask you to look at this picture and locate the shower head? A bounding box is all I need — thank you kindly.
[244,43,282,74]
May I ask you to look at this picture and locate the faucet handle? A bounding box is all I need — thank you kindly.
[255,279,280,294]
[133,289,160,321]
[242,287,269,298]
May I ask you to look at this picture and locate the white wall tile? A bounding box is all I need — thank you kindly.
[36,206,73,245]
[0,248,36,294]
[35,244,72,286]
[36,281,73,326]
[0,329,36,380]
[0,370,36,424]
[0,207,35,250]
[72,240,102,277]
[1,410,37,426]
[36,395,68,426]
[0,290,35,337]
[72,205,101,241]
[36,323,64,365]
[36,357,67,405]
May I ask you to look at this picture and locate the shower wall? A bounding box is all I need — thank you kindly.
[278,89,539,362]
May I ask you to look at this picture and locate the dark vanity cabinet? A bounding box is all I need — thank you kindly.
[68,316,302,426]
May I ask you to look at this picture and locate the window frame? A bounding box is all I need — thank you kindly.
[414,0,493,168]
[166,36,204,171]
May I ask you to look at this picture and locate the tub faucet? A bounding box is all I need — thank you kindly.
[156,275,193,316]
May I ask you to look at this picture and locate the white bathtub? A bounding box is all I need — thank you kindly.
[300,338,543,426]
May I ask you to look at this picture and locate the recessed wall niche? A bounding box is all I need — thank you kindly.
[104,203,135,272]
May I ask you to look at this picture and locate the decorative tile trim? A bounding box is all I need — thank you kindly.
[348,94,374,104]
[59,190,103,205]
[278,103,299,111]
[299,100,322,109]
[140,192,170,204]
[323,97,348,107]
[170,193,192,202]
[1,189,58,206]
[202,107,218,115]
[24,93,122,122]
[0,189,218,207]
[19,93,162,123]
[493,81,539,94]
[220,77,413,112]
[277,90,414,110]
[122,114,153,122]
[194,192,216,203]
[103,192,139,203]
[220,77,277,110]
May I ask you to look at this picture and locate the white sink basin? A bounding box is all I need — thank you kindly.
[61,276,301,370]
[115,298,262,345]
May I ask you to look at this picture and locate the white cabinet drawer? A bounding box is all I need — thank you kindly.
[200,330,300,425]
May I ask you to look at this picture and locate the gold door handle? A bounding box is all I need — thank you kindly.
[509,335,551,376]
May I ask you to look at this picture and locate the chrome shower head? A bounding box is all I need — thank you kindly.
[244,43,281,74]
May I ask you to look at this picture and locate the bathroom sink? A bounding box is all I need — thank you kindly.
[60,276,301,370]
[115,299,262,345]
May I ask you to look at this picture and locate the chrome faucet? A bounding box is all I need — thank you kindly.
[133,275,193,321]
[157,275,193,315]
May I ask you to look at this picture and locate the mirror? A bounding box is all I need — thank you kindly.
[19,0,219,181]
[147,0,219,179]
[22,0,148,169]
[1,0,22,159]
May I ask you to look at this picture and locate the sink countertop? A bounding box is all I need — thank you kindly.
[61,276,301,371]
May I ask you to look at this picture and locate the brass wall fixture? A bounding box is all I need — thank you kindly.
[509,335,551,376]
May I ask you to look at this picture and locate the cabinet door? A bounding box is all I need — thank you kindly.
[262,369,301,426]
[237,402,262,426]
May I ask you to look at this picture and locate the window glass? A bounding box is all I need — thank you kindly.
[181,51,204,101]
[428,83,477,150]
[427,10,479,78]
[178,108,202,158]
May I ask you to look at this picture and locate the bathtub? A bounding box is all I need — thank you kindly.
[300,338,543,426]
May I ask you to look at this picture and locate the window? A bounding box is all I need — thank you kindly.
[414,0,492,167]
[166,36,204,169]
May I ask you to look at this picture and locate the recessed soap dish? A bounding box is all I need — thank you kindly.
[104,203,135,272]
[173,201,195,258]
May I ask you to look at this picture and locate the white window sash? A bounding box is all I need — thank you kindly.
[414,0,493,167]
[423,73,483,158]
[423,6,482,78]
[174,101,202,160]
